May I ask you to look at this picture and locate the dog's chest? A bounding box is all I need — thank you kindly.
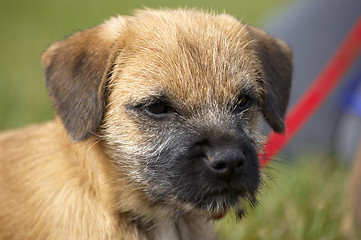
[153,221,180,240]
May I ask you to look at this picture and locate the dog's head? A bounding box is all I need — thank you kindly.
[42,9,292,220]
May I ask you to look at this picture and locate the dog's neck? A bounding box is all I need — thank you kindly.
[154,221,181,240]
[126,214,182,240]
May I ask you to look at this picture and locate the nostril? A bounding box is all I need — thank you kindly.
[212,161,227,170]
[237,160,243,168]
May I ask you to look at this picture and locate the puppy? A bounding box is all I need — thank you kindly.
[0,9,292,240]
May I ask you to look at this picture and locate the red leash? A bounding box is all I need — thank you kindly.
[260,16,361,168]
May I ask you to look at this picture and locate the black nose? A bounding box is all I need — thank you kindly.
[208,149,245,181]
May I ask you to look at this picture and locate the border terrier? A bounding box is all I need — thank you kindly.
[0,9,292,240]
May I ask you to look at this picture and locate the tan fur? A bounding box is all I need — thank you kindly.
[0,120,214,240]
[0,9,292,240]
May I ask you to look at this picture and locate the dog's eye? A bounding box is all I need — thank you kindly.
[143,101,172,119]
[233,96,250,114]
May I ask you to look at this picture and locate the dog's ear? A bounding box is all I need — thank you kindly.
[247,26,292,133]
[42,17,126,141]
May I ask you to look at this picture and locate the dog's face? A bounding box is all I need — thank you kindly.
[42,9,292,219]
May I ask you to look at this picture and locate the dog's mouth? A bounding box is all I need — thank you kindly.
[144,179,259,222]
[211,210,227,220]
[206,194,258,221]
[144,161,260,221]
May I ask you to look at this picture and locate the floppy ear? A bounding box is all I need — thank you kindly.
[42,17,126,141]
[247,26,293,133]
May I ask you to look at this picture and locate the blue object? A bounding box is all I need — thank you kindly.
[342,66,361,118]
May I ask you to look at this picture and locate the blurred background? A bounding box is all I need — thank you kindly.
[1,0,361,239]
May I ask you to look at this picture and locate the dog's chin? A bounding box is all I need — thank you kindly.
[167,189,259,221]
[202,192,258,221]
[200,197,240,220]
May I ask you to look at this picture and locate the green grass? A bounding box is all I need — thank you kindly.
[217,158,349,240]
[0,0,293,130]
